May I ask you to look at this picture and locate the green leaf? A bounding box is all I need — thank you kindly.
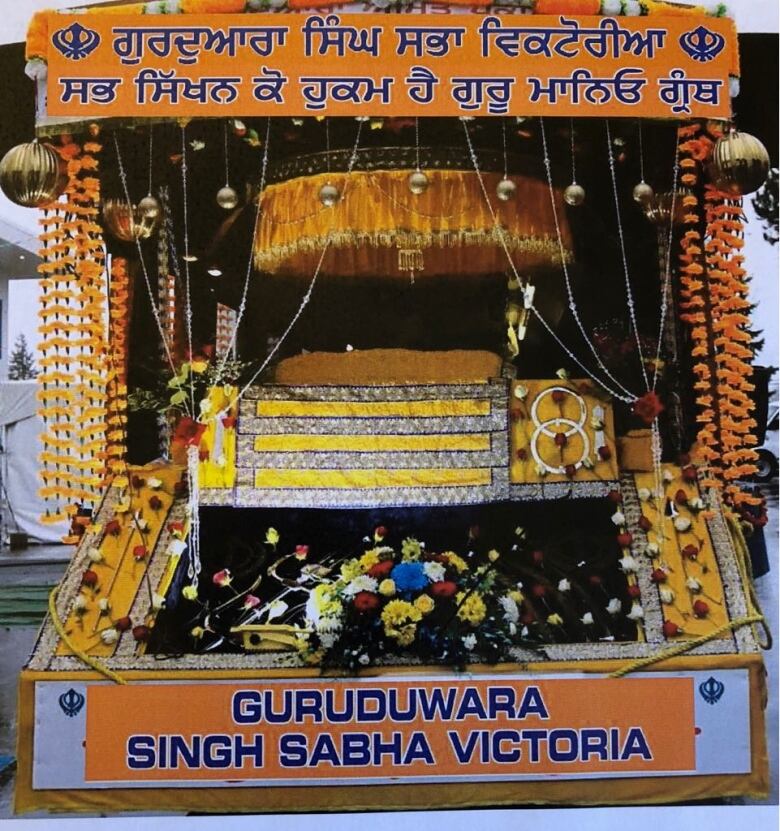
[170,390,187,406]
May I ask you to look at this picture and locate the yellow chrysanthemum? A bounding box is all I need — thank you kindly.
[378,578,396,597]
[340,559,364,581]
[456,591,487,626]
[401,537,423,562]
[381,599,422,645]
[359,550,380,571]
[393,624,418,646]
[443,552,469,573]
[414,594,435,615]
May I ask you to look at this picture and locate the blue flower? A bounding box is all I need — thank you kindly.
[390,562,429,595]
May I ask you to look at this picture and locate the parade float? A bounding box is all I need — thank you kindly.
[1,0,773,814]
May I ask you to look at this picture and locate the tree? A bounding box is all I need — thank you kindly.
[7,333,37,380]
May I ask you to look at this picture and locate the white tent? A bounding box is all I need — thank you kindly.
[0,380,67,543]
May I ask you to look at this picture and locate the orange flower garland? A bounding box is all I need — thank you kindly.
[37,138,109,525]
[105,257,131,479]
[676,122,760,508]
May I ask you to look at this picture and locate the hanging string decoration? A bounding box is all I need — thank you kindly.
[105,256,131,479]
[675,122,760,507]
[217,120,239,210]
[37,137,109,523]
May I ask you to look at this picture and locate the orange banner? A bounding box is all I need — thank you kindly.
[83,676,695,784]
[45,12,736,118]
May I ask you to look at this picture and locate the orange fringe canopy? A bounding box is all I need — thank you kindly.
[676,122,760,508]
[254,169,572,278]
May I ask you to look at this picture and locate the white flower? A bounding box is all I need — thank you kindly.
[645,541,660,557]
[662,469,675,483]
[509,622,517,636]
[147,477,162,490]
[423,561,446,583]
[190,140,205,151]
[98,598,111,613]
[100,628,119,645]
[462,634,477,651]
[151,593,166,612]
[611,510,626,527]
[659,587,676,604]
[558,578,571,593]
[87,547,103,563]
[581,457,595,470]
[590,415,605,430]
[729,76,740,99]
[555,368,570,381]
[514,526,526,539]
[624,0,642,14]
[514,384,529,400]
[601,0,623,14]
[342,575,378,598]
[199,398,213,416]
[607,598,623,615]
[168,539,187,557]
[581,612,594,626]
[619,555,639,574]
[499,595,520,624]
[686,577,702,593]
[637,487,652,502]
[358,653,370,666]
[265,599,289,622]
[627,603,645,621]
[673,516,692,533]
[688,497,705,512]
[73,595,87,612]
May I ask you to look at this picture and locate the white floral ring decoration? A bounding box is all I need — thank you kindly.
[529,387,590,475]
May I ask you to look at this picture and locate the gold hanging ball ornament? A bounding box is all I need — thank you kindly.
[708,129,770,197]
[632,181,655,206]
[138,193,161,220]
[216,185,239,210]
[496,177,517,202]
[0,141,65,208]
[319,182,340,207]
[643,190,689,227]
[102,198,161,242]
[564,182,585,207]
[407,169,429,196]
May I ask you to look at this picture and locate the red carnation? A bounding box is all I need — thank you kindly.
[693,600,709,618]
[81,570,98,588]
[115,616,132,632]
[172,416,207,447]
[650,568,668,584]
[149,495,163,511]
[430,581,457,599]
[105,519,121,537]
[133,545,147,561]
[168,521,184,535]
[607,489,623,504]
[532,584,547,598]
[627,584,642,600]
[132,625,151,642]
[294,545,309,560]
[554,432,568,448]
[675,489,688,505]
[681,465,698,483]
[374,525,388,541]
[662,620,682,637]
[551,390,566,404]
[617,532,633,548]
[221,415,237,429]
[368,560,394,580]
[682,544,699,560]
[353,591,380,614]
[638,515,653,532]
[598,446,613,461]
[632,391,664,425]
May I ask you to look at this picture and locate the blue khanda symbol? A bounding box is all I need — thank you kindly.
[679,25,726,63]
[58,687,85,718]
[52,22,101,61]
[699,676,725,705]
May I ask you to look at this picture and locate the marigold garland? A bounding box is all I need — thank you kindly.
[676,122,761,508]
[105,257,131,478]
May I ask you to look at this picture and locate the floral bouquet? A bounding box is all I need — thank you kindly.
[295,527,537,671]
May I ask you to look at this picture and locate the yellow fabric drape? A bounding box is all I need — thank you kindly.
[255,170,573,277]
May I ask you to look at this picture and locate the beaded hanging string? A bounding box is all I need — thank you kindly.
[223,120,231,190]
[157,185,175,457]
[213,116,271,385]
[179,124,197,417]
[569,118,577,187]
[462,119,635,405]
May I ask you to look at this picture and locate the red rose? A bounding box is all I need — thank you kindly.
[532,584,547,598]
[638,515,653,532]
[105,519,121,537]
[627,584,641,600]
[682,544,699,560]
[354,591,380,614]
[662,620,682,637]
[294,545,309,560]
[681,465,698,483]
[430,581,457,599]
[516,448,528,461]
[693,600,709,618]
[221,415,237,429]
[598,446,612,461]
[532,549,544,566]
[554,432,568,448]
[172,417,207,447]
[81,570,98,588]
[675,489,688,505]
[131,476,145,490]
[650,568,668,583]
[551,390,566,404]
[564,464,577,479]
[374,525,387,540]
[115,616,132,632]
[632,391,664,425]
[132,625,151,642]
[133,545,147,561]
[607,489,623,504]
[617,532,633,548]
[149,495,163,511]
[368,560,394,579]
